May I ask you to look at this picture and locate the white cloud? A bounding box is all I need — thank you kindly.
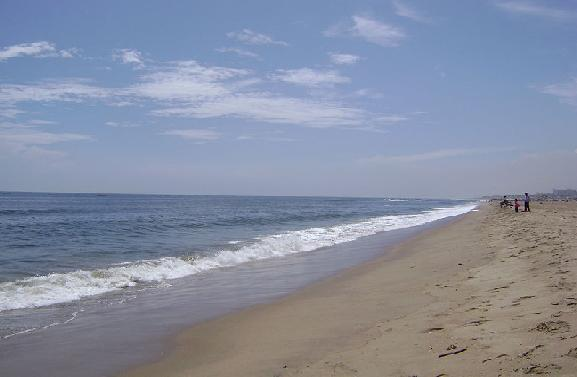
[135,62,383,128]
[0,105,25,119]
[237,134,295,142]
[352,15,406,46]
[0,127,91,160]
[0,59,394,131]
[105,121,139,128]
[359,148,506,165]
[374,115,409,123]
[162,129,221,141]
[541,77,577,106]
[113,48,145,68]
[0,143,68,160]
[0,119,56,128]
[325,15,405,47]
[352,88,383,99]
[226,29,288,46]
[392,0,431,23]
[0,42,55,60]
[496,1,577,21]
[216,47,260,59]
[329,53,361,65]
[127,60,250,102]
[0,79,111,104]
[28,119,57,125]
[59,48,80,58]
[0,41,77,61]
[0,130,90,145]
[153,93,368,128]
[0,121,31,129]
[271,68,350,87]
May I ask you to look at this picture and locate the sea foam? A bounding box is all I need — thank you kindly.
[0,203,476,311]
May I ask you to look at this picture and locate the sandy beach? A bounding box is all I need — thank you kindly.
[126,201,577,376]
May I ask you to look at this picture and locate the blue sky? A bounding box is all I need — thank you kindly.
[1,0,576,197]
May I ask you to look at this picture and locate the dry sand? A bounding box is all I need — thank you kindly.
[126,201,577,376]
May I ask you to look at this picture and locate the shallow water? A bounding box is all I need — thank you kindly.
[0,193,476,375]
[0,215,466,376]
[0,193,473,314]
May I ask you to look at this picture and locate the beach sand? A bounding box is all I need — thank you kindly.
[126,201,577,376]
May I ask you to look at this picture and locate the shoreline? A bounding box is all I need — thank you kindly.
[124,208,478,376]
[0,203,472,377]
[126,201,577,376]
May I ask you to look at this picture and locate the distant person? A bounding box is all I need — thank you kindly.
[514,198,520,213]
[524,193,531,212]
[500,195,511,208]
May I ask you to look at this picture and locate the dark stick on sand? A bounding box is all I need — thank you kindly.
[438,348,467,358]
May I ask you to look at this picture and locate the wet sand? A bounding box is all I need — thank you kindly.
[126,201,577,376]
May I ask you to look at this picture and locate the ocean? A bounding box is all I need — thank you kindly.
[0,192,477,375]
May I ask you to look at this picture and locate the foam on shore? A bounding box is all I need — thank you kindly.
[0,203,477,311]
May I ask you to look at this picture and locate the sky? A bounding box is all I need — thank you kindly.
[1,0,576,198]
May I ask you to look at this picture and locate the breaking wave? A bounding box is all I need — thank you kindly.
[0,203,477,311]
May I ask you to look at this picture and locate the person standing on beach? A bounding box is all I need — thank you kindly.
[524,193,531,212]
[514,198,520,213]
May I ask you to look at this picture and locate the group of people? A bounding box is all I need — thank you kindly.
[500,193,531,213]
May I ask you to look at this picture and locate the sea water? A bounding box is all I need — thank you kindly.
[0,192,476,375]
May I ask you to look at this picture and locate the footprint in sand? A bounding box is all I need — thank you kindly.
[531,320,570,334]
[521,364,561,375]
[519,344,544,358]
[565,347,577,358]
[466,319,489,326]
[511,296,535,306]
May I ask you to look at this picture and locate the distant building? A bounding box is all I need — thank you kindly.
[486,189,577,201]
[553,189,577,197]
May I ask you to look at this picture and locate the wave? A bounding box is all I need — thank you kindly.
[0,203,477,312]
[2,310,81,340]
[0,209,67,216]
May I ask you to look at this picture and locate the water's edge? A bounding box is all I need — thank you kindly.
[0,209,475,376]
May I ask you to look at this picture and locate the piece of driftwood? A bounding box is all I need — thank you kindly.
[438,348,467,358]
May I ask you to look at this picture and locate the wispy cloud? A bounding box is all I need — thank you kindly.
[495,1,577,21]
[270,68,350,88]
[153,93,369,128]
[352,88,383,99]
[328,53,361,65]
[28,119,57,125]
[0,105,25,119]
[541,77,577,106]
[105,121,140,128]
[0,130,90,145]
[0,58,397,130]
[324,15,405,47]
[0,124,91,160]
[237,134,295,143]
[127,60,250,102]
[392,0,431,23]
[226,29,288,46]
[162,129,221,141]
[374,115,409,123]
[0,79,112,104]
[0,41,77,61]
[359,147,509,164]
[216,47,260,59]
[130,61,376,128]
[113,48,145,68]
